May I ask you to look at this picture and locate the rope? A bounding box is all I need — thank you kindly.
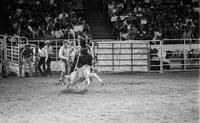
[73,49,80,73]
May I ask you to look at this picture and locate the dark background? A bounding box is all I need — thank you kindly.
[0,0,9,34]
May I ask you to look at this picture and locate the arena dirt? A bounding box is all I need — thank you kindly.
[0,71,199,123]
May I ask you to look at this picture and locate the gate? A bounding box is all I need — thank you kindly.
[0,35,38,77]
[94,40,150,72]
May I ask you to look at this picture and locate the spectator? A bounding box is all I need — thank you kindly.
[44,40,53,76]
[37,42,48,76]
[58,40,74,84]
[7,0,91,39]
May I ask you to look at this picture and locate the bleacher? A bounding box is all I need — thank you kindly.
[103,0,199,40]
[7,0,91,40]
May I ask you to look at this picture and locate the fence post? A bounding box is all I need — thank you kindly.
[11,37,13,62]
[56,40,58,61]
[112,43,114,70]
[96,42,99,70]
[147,41,151,72]
[131,43,133,72]
[183,40,186,70]
[19,45,22,77]
[160,40,163,73]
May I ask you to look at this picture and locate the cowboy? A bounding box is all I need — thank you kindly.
[44,40,53,76]
[37,42,48,76]
[21,44,33,77]
[58,40,74,84]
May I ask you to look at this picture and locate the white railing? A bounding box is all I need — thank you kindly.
[149,39,200,73]
[1,36,199,75]
[0,35,36,77]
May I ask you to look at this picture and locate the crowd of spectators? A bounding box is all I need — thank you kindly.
[104,0,199,40]
[8,0,92,39]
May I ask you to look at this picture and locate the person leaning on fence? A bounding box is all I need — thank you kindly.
[58,40,74,84]
[44,40,53,76]
[21,44,33,77]
[37,42,48,76]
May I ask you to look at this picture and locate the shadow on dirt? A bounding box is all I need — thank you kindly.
[60,88,88,94]
[105,81,152,86]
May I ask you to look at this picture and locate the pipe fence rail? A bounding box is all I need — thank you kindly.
[1,35,199,76]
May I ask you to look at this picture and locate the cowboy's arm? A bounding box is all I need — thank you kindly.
[21,49,25,58]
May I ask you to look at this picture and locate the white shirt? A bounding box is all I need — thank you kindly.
[38,47,48,61]
[44,45,53,56]
[58,12,68,19]
[59,46,73,61]
[54,30,64,38]
[74,25,84,32]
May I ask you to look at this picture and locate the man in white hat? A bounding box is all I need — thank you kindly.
[58,40,73,84]
[44,40,53,76]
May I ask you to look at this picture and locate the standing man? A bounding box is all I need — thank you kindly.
[2,35,8,78]
[37,42,48,76]
[58,40,73,84]
[21,44,33,77]
[44,40,53,76]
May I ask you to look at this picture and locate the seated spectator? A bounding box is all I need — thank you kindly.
[128,24,138,40]
[52,27,64,38]
[64,25,75,39]
[7,0,91,39]
[58,10,68,20]
[113,16,123,39]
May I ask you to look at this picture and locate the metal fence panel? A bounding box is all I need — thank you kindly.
[149,39,200,72]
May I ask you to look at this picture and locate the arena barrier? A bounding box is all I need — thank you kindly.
[149,39,200,73]
[94,40,150,72]
[1,37,199,76]
[28,39,150,73]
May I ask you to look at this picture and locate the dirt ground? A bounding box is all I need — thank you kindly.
[0,71,199,123]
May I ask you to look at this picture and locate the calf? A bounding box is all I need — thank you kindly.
[64,65,103,88]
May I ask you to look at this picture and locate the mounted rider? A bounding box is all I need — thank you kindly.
[69,35,94,74]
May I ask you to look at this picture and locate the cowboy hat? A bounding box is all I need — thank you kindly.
[45,40,51,44]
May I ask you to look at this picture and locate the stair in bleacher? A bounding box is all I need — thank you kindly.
[84,0,113,39]
[0,5,8,34]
